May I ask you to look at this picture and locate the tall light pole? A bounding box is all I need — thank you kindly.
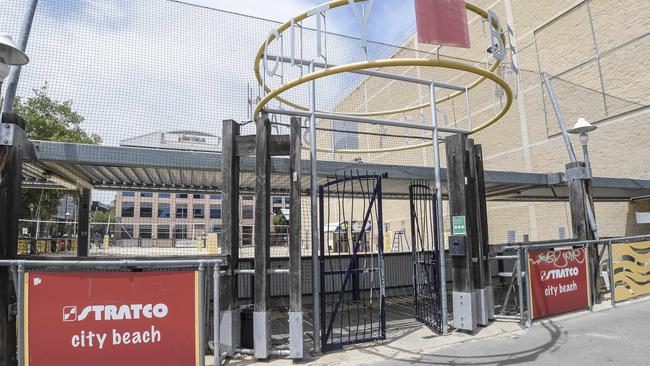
[0,33,29,98]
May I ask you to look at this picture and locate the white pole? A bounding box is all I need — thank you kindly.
[429,82,448,334]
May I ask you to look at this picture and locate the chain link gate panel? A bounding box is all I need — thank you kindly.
[319,174,385,352]
[409,182,443,334]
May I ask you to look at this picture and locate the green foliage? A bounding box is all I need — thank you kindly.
[11,83,102,220]
[272,211,288,226]
[14,83,101,143]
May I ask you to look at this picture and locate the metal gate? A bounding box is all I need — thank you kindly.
[319,173,385,352]
[409,182,443,333]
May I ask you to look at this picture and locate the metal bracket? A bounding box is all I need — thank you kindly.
[563,166,588,182]
[0,123,26,147]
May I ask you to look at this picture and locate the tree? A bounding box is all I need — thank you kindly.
[8,83,102,221]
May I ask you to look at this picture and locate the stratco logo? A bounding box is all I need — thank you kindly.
[62,304,169,322]
[540,267,579,281]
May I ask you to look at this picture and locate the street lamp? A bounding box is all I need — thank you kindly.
[568,118,598,178]
[0,33,29,90]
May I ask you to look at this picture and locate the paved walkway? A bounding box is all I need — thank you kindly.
[222,297,650,365]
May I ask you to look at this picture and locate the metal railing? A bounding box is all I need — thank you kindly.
[490,234,650,326]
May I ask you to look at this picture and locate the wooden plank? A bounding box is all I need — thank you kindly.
[221,119,240,312]
[235,135,290,157]
[473,143,491,287]
[289,117,302,313]
[77,189,91,257]
[254,116,271,312]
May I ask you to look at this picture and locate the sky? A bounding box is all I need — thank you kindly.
[0,0,420,203]
[192,0,416,46]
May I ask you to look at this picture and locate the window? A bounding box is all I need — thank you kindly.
[193,194,204,199]
[242,226,253,246]
[242,195,253,201]
[332,120,358,149]
[174,224,188,239]
[193,205,205,219]
[242,205,254,220]
[210,204,222,219]
[159,192,171,199]
[158,203,171,218]
[120,225,134,239]
[284,197,291,204]
[121,202,134,217]
[210,194,222,200]
[507,230,516,244]
[559,227,566,240]
[210,225,221,233]
[140,192,153,198]
[139,225,152,239]
[157,225,170,239]
[194,224,205,238]
[176,204,188,219]
[140,202,153,218]
[176,193,188,199]
[272,197,283,204]
[122,191,135,197]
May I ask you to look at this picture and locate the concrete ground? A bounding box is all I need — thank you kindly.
[221,296,650,365]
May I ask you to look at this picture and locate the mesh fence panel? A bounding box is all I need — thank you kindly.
[2,0,648,259]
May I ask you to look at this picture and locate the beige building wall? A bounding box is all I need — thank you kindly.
[321,0,650,243]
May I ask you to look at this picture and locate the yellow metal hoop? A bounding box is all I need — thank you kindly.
[253,0,506,118]
[254,58,513,136]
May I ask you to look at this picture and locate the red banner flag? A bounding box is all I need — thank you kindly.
[415,0,470,48]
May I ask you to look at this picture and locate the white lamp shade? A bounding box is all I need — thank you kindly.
[0,33,29,66]
[568,117,597,134]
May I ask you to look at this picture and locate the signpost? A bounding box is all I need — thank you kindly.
[23,271,199,366]
[527,248,590,319]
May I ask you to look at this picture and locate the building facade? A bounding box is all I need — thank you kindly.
[319,0,650,243]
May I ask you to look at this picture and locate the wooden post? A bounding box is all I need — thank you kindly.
[253,115,271,359]
[77,189,91,257]
[446,134,474,293]
[0,113,26,366]
[445,133,477,331]
[566,161,599,302]
[473,143,494,320]
[288,117,303,359]
[220,119,240,355]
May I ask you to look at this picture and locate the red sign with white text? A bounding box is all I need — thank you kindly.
[24,271,198,366]
[527,248,590,319]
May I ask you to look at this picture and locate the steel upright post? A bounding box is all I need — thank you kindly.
[309,62,321,353]
[429,83,448,334]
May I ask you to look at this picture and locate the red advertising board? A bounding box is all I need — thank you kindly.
[415,0,471,48]
[527,248,590,319]
[23,271,199,366]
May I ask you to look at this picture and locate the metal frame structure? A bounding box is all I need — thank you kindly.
[318,173,386,351]
[265,72,462,344]
[409,182,443,333]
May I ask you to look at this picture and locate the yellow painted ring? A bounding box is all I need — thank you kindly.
[253,0,506,117]
[254,58,513,141]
